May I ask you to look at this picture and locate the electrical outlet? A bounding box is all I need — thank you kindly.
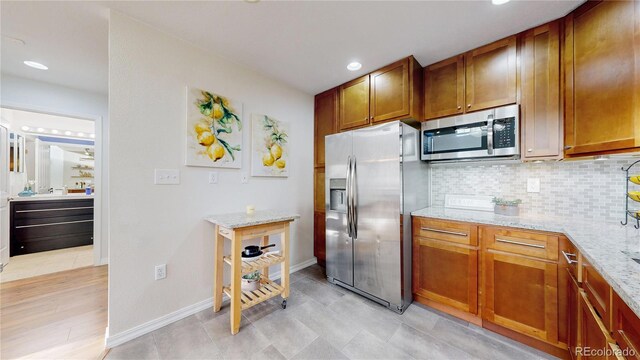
[527,178,540,193]
[241,173,248,184]
[208,172,218,184]
[155,264,167,280]
[154,169,180,185]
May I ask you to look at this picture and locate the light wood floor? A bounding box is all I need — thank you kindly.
[0,265,108,359]
[1,246,94,283]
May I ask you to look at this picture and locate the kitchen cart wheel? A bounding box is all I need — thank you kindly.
[282,299,287,309]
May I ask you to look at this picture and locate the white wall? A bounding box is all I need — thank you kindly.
[0,74,109,264]
[108,11,314,339]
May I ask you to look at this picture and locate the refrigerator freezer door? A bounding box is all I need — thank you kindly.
[325,132,354,286]
[352,122,402,305]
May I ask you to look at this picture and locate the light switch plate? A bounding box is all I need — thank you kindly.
[241,173,248,184]
[208,172,218,184]
[154,169,180,185]
[527,178,540,193]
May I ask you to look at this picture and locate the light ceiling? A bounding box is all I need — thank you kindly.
[0,108,95,138]
[1,1,583,96]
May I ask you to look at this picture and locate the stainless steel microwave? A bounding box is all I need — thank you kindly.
[421,104,520,161]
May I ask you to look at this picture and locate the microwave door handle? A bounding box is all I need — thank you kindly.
[487,115,494,155]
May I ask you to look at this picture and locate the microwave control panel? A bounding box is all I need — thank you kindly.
[493,117,516,149]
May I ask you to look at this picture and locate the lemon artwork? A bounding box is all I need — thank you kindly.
[252,114,289,177]
[187,89,242,167]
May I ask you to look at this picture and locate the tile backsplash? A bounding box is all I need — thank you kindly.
[429,159,638,223]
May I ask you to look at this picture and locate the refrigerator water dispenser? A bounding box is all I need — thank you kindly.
[329,178,346,212]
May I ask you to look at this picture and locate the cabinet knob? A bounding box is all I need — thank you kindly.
[364,117,368,121]
[527,149,533,152]
[457,106,462,110]
[467,104,471,108]
[20,246,24,249]
[564,146,573,150]
[370,117,374,120]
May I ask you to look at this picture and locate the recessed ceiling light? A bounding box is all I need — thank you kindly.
[89,134,95,139]
[347,62,362,71]
[77,132,85,137]
[64,131,72,136]
[36,127,45,133]
[24,61,48,70]
[51,129,59,134]
[21,126,30,131]
[491,0,510,5]
[244,0,260,3]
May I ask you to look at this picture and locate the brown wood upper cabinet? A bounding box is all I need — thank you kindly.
[424,55,465,120]
[465,36,517,113]
[339,57,422,131]
[423,36,517,121]
[314,87,338,167]
[521,21,563,160]
[339,75,370,131]
[564,1,640,156]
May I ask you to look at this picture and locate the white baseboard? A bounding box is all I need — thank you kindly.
[105,257,318,348]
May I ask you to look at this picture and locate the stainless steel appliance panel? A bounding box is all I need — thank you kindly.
[352,122,402,305]
[325,132,354,286]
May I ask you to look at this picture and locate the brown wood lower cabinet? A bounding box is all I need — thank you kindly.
[413,236,478,314]
[580,291,618,360]
[314,211,326,267]
[482,247,559,345]
[568,269,581,359]
[612,292,640,359]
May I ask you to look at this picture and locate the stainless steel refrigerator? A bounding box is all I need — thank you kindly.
[325,121,429,313]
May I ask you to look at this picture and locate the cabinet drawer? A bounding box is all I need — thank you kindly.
[413,217,477,246]
[583,257,612,329]
[482,227,558,261]
[580,291,618,359]
[612,292,640,359]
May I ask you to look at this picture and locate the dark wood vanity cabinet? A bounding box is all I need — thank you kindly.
[10,199,94,256]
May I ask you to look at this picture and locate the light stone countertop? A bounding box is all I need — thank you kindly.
[412,206,640,318]
[9,194,94,202]
[205,209,300,229]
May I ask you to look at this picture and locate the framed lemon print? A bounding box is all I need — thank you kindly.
[186,87,243,168]
[251,114,289,177]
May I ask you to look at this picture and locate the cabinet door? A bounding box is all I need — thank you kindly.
[568,269,582,359]
[370,58,410,123]
[339,75,370,131]
[583,257,611,330]
[483,249,559,345]
[314,167,325,213]
[465,36,517,112]
[424,55,465,120]
[564,1,640,156]
[521,21,562,160]
[314,211,326,267]
[314,88,338,167]
[580,291,617,360]
[413,237,478,314]
[612,292,640,359]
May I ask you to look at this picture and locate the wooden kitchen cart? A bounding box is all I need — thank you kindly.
[206,211,299,335]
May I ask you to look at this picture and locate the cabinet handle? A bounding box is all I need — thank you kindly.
[457,106,462,110]
[15,219,93,229]
[527,149,533,152]
[420,227,467,237]
[564,146,573,150]
[467,104,471,108]
[496,238,545,249]
[562,251,578,264]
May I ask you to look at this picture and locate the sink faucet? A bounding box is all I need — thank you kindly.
[48,188,54,194]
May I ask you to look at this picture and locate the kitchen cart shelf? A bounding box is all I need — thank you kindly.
[223,253,284,275]
[205,210,299,335]
[222,276,284,310]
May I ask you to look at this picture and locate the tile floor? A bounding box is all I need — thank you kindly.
[0,245,94,283]
[107,265,557,360]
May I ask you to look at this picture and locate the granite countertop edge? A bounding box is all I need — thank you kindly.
[412,206,640,319]
[204,210,301,229]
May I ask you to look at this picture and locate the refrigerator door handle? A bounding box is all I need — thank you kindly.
[352,156,358,240]
[346,156,353,238]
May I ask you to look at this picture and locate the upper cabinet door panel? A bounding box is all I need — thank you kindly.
[565,1,640,155]
[339,75,370,131]
[424,55,465,120]
[465,36,517,112]
[314,88,338,167]
[370,58,410,123]
[521,21,562,160]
